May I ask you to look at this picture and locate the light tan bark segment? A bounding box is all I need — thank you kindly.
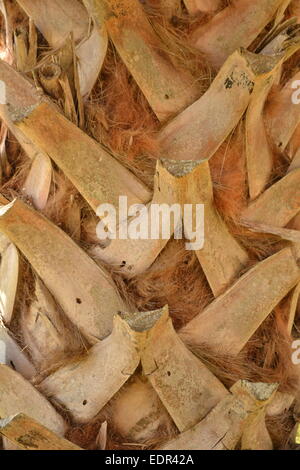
[0,197,127,342]
[159,381,277,450]
[158,50,258,161]
[84,0,200,122]
[16,0,89,48]
[191,0,287,69]
[23,153,52,210]
[181,247,300,355]
[182,160,248,296]
[0,365,66,435]
[0,413,82,450]
[242,168,300,228]
[0,242,19,324]
[20,278,83,371]
[246,60,283,200]
[265,71,300,151]
[0,326,36,379]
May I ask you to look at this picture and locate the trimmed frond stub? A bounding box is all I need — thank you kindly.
[0,325,36,379]
[84,0,200,122]
[0,413,82,450]
[0,242,19,324]
[0,197,127,342]
[242,168,300,227]
[159,381,277,450]
[38,310,163,423]
[245,57,284,200]
[181,248,300,355]
[177,159,248,296]
[191,0,289,69]
[158,50,280,161]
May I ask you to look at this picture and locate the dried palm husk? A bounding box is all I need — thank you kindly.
[159,381,277,450]
[16,0,89,49]
[0,123,11,182]
[20,277,83,371]
[14,26,27,72]
[178,159,248,296]
[265,71,300,152]
[0,324,36,379]
[95,420,107,450]
[0,242,19,324]
[0,364,66,435]
[240,221,300,244]
[23,152,52,211]
[242,168,300,228]
[180,247,300,355]
[0,413,82,450]
[158,50,279,162]
[13,19,37,72]
[76,21,108,100]
[245,24,300,199]
[0,197,127,342]
[84,0,200,122]
[191,0,289,69]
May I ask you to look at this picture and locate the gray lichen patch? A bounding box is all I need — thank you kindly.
[7,102,40,123]
[241,380,278,401]
[161,158,205,177]
[119,308,165,332]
